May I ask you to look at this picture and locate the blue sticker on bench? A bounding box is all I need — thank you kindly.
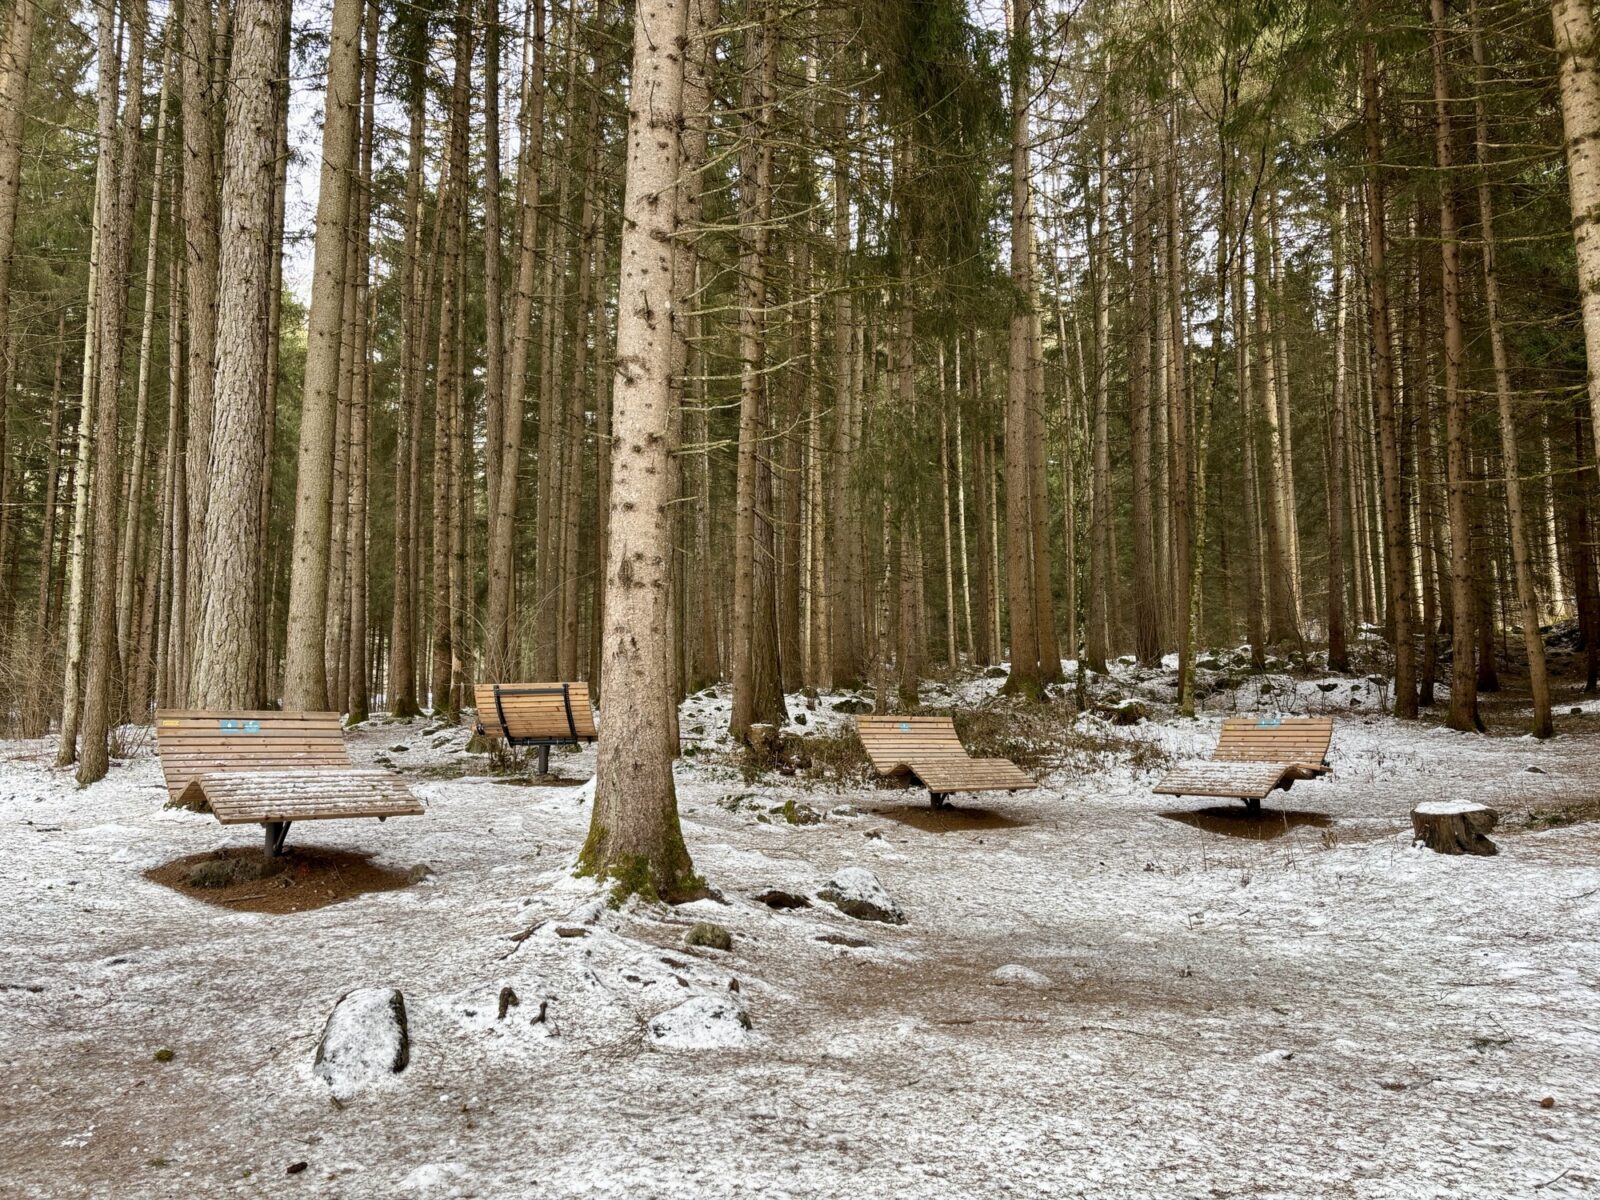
[899,722,911,732]
[218,719,263,734]
[1256,716,1282,728]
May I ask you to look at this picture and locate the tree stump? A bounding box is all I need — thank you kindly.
[1411,801,1499,856]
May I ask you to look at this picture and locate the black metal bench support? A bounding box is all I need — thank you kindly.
[263,820,291,858]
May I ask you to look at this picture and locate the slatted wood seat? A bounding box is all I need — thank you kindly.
[473,682,597,774]
[1153,715,1334,809]
[856,715,1033,807]
[155,711,424,857]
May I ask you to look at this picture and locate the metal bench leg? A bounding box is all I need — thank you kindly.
[1243,797,1261,815]
[264,821,290,858]
[930,791,947,809]
[536,744,550,776]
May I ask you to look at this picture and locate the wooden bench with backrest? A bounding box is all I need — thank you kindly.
[855,715,1033,808]
[473,682,598,774]
[155,711,423,858]
[1153,715,1334,810]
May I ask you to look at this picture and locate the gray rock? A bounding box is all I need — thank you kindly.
[685,922,733,951]
[313,987,409,1100]
[406,863,436,884]
[818,866,906,925]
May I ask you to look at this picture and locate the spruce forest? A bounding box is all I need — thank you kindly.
[3,0,1600,1191]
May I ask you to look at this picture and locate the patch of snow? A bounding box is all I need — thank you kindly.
[645,994,754,1050]
[990,964,1053,989]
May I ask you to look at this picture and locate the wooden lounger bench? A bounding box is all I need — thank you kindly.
[154,710,423,858]
[856,715,1033,808]
[473,682,597,774]
[1153,715,1334,810]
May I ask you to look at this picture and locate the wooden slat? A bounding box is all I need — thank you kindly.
[854,715,1033,797]
[473,682,598,742]
[182,770,425,824]
[155,710,354,799]
[1152,761,1293,800]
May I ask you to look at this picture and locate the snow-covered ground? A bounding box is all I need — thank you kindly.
[2,665,1598,1199]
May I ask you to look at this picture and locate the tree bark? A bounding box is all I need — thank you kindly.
[282,0,363,711]
[1362,12,1419,718]
[192,0,284,710]
[579,0,697,901]
[1471,0,1550,736]
[1431,0,1482,733]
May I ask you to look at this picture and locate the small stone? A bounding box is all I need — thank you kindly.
[817,933,870,948]
[832,697,873,714]
[753,889,810,910]
[1570,707,1583,717]
[152,1048,174,1063]
[1524,766,1547,775]
[685,922,733,951]
[728,978,740,993]
[1539,1096,1556,1109]
[286,1161,308,1176]
[554,926,589,939]
[406,863,436,884]
[390,744,410,753]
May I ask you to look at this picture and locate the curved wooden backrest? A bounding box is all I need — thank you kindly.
[856,715,964,773]
[154,710,350,803]
[474,682,597,742]
[1213,716,1333,767]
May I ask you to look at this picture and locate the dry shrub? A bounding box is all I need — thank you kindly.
[954,702,1174,775]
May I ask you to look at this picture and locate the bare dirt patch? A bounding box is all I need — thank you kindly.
[876,802,1031,833]
[144,846,412,913]
[1159,804,1333,840]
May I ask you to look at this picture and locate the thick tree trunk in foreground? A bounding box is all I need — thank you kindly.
[579,0,697,901]
[192,0,283,709]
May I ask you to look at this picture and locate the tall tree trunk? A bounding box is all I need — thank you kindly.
[282,0,363,711]
[1469,0,1550,735]
[580,0,697,901]
[1432,0,1482,733]
[346,0,379,722]
[77,0,147,783]
[1085,126,1112,675]
[1129,151,1159,666]
[181,0,220,693]
[1362,12,1419,718]
[1325,186,1350,672]
[729,0,784,740]
[485,0,546,685]
[1001,0,1040,698]
[1552,0,1600,471]
[192,0,284,708]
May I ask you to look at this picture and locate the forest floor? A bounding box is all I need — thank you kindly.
[2,650,1599,1199]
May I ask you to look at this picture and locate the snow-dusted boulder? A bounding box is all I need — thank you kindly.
[314,987,410,1099]
[818,867,906,925]
[991,964,1052,989]
[646,994,753,1049]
